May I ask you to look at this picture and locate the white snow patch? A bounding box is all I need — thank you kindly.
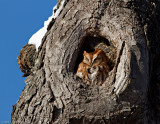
[28,0,65,51]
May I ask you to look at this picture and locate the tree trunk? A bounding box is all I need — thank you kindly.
[11,0,160,123]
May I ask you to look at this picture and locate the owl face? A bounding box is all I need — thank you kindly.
[83,49,105,66]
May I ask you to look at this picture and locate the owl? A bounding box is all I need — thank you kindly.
[76,49,110,85]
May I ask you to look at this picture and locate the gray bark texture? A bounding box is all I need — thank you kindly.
[11,0,160,123]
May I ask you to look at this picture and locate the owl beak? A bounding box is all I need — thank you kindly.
[90,62,93,66]
[88,59,92,66]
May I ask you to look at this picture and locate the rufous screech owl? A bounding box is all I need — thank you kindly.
[76,49,110,85]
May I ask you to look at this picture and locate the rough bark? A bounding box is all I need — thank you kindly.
[12,0,160,124]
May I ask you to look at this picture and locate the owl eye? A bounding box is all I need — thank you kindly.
[83,56,90,64]
[84,56,89,61]
[93,55,102,63]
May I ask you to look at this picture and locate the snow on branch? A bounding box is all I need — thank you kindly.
[28,0,65,51]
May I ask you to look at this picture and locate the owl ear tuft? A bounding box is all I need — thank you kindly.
[83,51,87,55]
[95,49,102,54]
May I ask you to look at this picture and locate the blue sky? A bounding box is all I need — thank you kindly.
[0,0,56,123]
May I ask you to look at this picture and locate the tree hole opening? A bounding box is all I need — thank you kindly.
[74,35,117,73]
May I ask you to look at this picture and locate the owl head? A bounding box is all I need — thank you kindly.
[83,48,107,66]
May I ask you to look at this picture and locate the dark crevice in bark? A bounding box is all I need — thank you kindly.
[47,18,55,31]
[52,106,61,123]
